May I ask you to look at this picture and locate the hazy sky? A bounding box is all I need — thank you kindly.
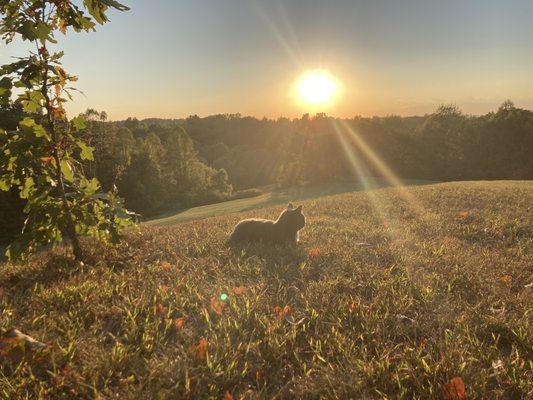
[2,0,533,120]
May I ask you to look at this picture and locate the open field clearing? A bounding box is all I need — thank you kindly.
[1,181,532,399]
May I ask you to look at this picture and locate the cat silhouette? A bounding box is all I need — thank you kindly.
[228,203,305,244]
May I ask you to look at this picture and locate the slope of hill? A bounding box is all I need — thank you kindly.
[147,178,434,227]
[0,181,531,399]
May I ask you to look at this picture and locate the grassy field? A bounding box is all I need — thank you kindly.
[146,178,433,227]
[0,181,531,399]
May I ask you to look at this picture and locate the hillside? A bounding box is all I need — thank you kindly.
[147,178,434,227]
[0,181,531,399]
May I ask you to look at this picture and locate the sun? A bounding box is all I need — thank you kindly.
[294,69,339,108]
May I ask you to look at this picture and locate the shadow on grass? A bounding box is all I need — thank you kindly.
[0,249,82,294]
[227,240,330,287]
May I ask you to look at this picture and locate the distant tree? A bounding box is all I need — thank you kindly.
[0,0,134,260]
[118,148,167,215]
[414,104,467,179]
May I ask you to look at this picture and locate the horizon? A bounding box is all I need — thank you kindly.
[2,0,533,120]
[115,101,527,123]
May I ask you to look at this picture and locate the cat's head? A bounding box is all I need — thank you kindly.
[278,203,306,230]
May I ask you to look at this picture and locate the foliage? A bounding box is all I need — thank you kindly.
[0,181,531,398]
[78,114,234,217]
[147,102,533,190]
[0,0,134,259]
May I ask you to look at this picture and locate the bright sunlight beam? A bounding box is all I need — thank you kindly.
[294,69,339,108]
[336,119,439,227]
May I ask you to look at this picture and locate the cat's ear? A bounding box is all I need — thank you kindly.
[295,205,302,212]
[287,202,294,210]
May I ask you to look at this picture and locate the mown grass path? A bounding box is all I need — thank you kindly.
[1,181,531,399]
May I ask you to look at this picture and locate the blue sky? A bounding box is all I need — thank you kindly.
[1,0,532,119]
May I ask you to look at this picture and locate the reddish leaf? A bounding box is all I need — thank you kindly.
[232,286,246,296]
[442,377,467,400]
[210,297,225,315]
[189,338,208,360]
[155,303,168,317]
[459,211,469,219]
[273,305,291,319]
[173,317,186,330]
[348,300,359,313]
[0,337,22,358]
[159,285,170,294]
[161,261,171,270]
[308,247,321,258]
[500,275,512,285]
[223,391,234,400]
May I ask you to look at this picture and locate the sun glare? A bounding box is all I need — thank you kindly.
[295,69,339,108]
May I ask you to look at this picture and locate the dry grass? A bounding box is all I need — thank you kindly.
[1,181,532,399]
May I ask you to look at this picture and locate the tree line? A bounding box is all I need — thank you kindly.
[1,100,532,244]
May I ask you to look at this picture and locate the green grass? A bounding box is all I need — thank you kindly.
[147,178,433,227]
[1,181,532,399]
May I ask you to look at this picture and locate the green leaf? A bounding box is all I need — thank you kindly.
[35,21,55,42]
[77,140,94,161]
[81,177,100,195]
[19,91,45,113]
[71,115,87,131]
[61,159,74,182]
[17,21,55,43]
[0,77,12,104]
[50,51,65,62]
[101,0,130,11]
[19,118,49,139]
[84,0,107,24]
[6,242,21,261]
[0,177,10,191]
[20,177,35,199]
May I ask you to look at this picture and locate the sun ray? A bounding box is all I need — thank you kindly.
[338,119,438,225]
[247,0,304,68]
[331,120,405,242]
